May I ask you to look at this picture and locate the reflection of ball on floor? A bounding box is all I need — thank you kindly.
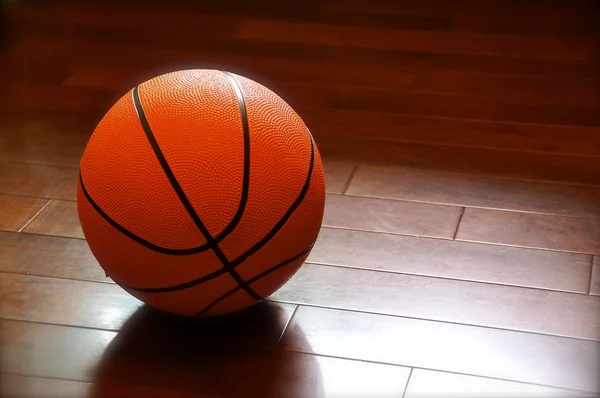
[77,69,326,317]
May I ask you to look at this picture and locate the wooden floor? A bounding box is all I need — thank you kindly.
[1,1,600,397]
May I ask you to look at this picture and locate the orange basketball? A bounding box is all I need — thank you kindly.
[77,69,326,317]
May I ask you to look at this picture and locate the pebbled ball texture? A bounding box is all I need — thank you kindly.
[77,69,326,317]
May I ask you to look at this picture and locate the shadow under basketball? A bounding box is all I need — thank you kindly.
[89,301,323,398]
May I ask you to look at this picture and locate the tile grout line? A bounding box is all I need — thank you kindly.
[452,206,466,240]
[17,199,52,233]
[341,162,360,195]
[274,305,299,348]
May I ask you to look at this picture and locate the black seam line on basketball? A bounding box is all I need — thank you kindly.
[131,86,262,302]
[78,173,211,255]
[110,133,315,294]
[213,71,250,242]
[195,242,316,316]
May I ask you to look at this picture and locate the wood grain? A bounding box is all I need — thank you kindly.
[234,20,599,58]
[0,194,47,232]
[346,164,600,217]
[300,106,600,157]
[0,162,78,200]
[322,194,462,239]
[308,228,592,293]
[325,46,600,80]
[271,263,600,340]
[497,101,600,127]
[272,81,499,120]
[0,113,92,168]
[457,208,600,254]
[0,231,104,282]
[410,70,600,105]
[280,305,600,392]
[21,200,83,239]
[403,369,593,398]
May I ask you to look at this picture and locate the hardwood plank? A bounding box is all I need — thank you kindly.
[0,195,47,232]
[0,81,120,115]
[0,113,92,168]
[411,71,600,105]
[300,106,600,157]
[313,135,600,186]
[326,47,600,80]
[403,369,593,398]
[0,320,114,382]
[308,228,592,293]
[322,194,462,239]
[320,157,356,194]
[271,263,600,340]
[497,101,600,127]
[346,164,600,218]
[0,231,104,282]
[0,273,142,330]
[21,200,83,239]
[280,306,600,392]
[63,60,416,92]
[0,273,296,345]
[0,374,91,398]
[235,20,599,59]
[272,81,499,120]
[0,313,409,397]
[0,162,78,200]
[457,208,600,254]
[591,257,600,296]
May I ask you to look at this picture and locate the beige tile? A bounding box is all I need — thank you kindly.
[404,368,593,397]
[271,263,600,340]
[346,163,600,218]
[457,208,600,254]
[323,194,462,238]
[591,257,600,296]
[0,161,78,200]
[308,228,592,293]
[321,157,356,194]
[280,306,600,393]
[0,194,48,232]
[0,231,105,282]
[22,200,84,239]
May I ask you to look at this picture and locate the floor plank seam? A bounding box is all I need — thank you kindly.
[280,349,599,395]
[340,162,359,195]
[452,207,465,240]
[267,302,600,343]
[587,257,595,295]
[274,304,298,348]
[340,192,600,220]
[454,237,600,256]
[301,261,594,296]
[16,199,51,233]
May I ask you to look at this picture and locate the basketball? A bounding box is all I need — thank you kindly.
[76,69,326,317]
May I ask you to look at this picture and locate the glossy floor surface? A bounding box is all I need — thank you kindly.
[1,1,600,397]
